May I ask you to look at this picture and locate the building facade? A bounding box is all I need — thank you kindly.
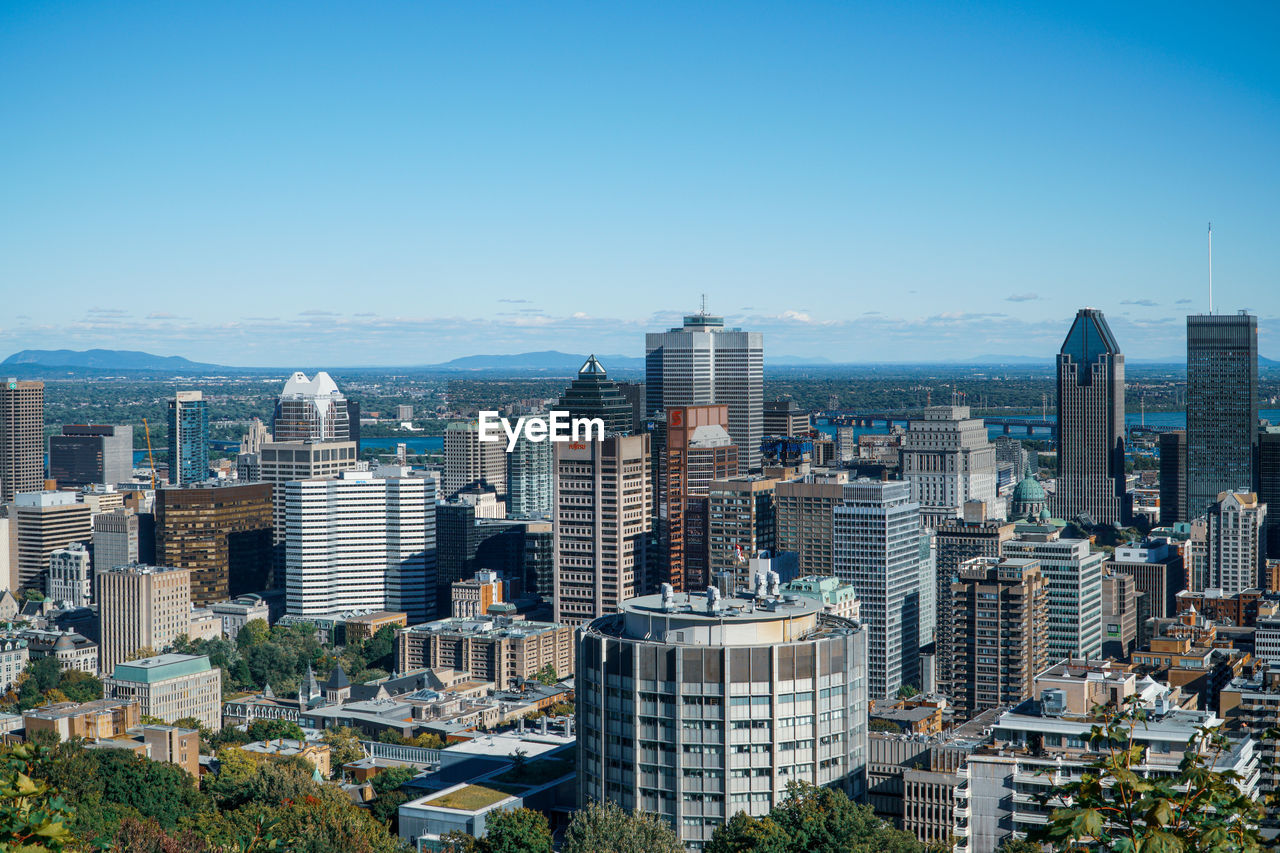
[577,590,868,849]
[11,491,91,592]
[1186,313,1258,518]
[442,420,507,500]
[1159,430,1187,525]
[556,355,634,435]
[0,379,44,504]
[661,405,738,592]
[900,406,998,529]
[47,542,93,608]
[271,371,352,441]
[707,476,778,590]
[1002,532,1104,662]
[166,390,209,486]
[1054,308,1126,525]
[506,430,553,520]
[92,508,140,573]
[396,614,573,686]
[1206,491,1267,595]
[103,654,222,731]
[48,424,133,488]
[97,564,192,674]
[774,474,847,577]
[155,482,274,604]
[259,440,360,549]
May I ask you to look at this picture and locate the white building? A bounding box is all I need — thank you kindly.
[443,420,507,500]
[103,654,222,732]
[259,439,360,548]
[92,508,139,573]
[272,371,352,442]
[646,312,764,470]
[1206,491,1266,595]
[47,542,92,608]
[208,594,271,640]
[506,431,553,519]
[285,469,435,622]
[834,479,924,700]
[900,406,999,529]
[1002,532,1104,662]
[0,636,29,693]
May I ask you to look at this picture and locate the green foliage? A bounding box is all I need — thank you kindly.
[996,840,1043,853]
[533,664,557,686]
[482,807,552,853]
[869,719,902,733]
[21,589,45,603]
[1029,699,1270,853]
[407,732,444,749]
[320,727,365,770]
[10,657,99,713]
[564,800,684,853]
[370,766,416,799]
[247,719,306,742]
[706,782,923,853]
[0,743,75,851]
[896,684,920,699]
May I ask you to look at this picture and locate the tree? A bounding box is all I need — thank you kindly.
[246,719,305,742]
[237,619,271,651]
[58,670,102,704]
[409,732,444,749]
[533,664,557,686]
[996,840,1044,853]
[125,646,159,662]
[320,727,365,770]
[0,742,75,851]
[706,782,923,853]
[564,800,683,853]
[1029,700,1270,853]
[482,807,552,853]
[897,684,920,699]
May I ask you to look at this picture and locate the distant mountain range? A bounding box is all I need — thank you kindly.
[1,349,225,372]
[421,351,645,372]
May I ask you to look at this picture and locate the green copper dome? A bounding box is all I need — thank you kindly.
[1011,475,1046,503]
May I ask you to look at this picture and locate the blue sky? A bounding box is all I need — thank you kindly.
[2,1,1278,365]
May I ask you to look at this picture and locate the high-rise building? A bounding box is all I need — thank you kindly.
[1106,538,1185,628]
[1054,308,1126,526]
[553,434,652,627]
[900,406,999,529]
[258,440,360,551]
[646,311,764,469]
[1159,430,1188,525]
[506,431,553,519]
[155,482,273,604]
[556,355,633,435]
[47,543,93,608]
[577,589,868,848]
[103,654,222,731]
[763,399,810,437]
[1002,531,1104,662]
[615,380,647,435]
[660,405,738,591]
[707,476,777,589]
[271,371,352,441]
[834,479,923,699]
[993,435,1031,483]
[1186,313,1258,517]
[11,491,91,592]
[442,420,507,500]
[774,473,848,576]
[48,425,133,488]
[434,501,525,616]
[1101,571,1140,659]
[1258,427,1280,559]
[947,556,1048,719]
[166,391,209,486]
[1206,491,1266,595]
[0,379,44,503]
[92,508,140,573]
[284,469,435,622]
[97,564,192,674]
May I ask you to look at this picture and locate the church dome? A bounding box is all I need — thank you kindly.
[1011,476,1046,503]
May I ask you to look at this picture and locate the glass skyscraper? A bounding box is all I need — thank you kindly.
[167,390,209,485]
[1186,313,1258,517]
[556,355,633,435]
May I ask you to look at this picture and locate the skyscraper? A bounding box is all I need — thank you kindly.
[506,431,553,520]
[1002,531,1104,662]
[49,424,134,488]
[285,469,435,622]
[11,491,91,592]
[271,371,352,441]
[660,405,738,591]
[900,405,999,529]
[707,475,778,588]
[833,479,923,699]
[0,379,44,503]
[646,311,764,469]
[167,391,209,486]
[1159,430,1188,525]
[97,564,192,674]
[1054,308,1125,526]
[154,482,273,604]
[93,508,140,573]
[442,420,507,500]
[774,473,848,576]
[552,434,652,627]
[556,355,633,435]
[1206,491,1266,595]
[1186,312,1258,517]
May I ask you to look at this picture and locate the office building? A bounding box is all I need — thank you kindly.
[616,380,647,435]
[834,479,923,699]
[556,355,633,435]
[1258,426,1280,558]
[396,404,413,421]
[208,594,271,641]
[0,379,43,504]
[92,508,140,574]
[258,439,360,549]
[435,502,525,616]
[47,542,92,608]
[396,614,573,685]
[97,564,192,674]
[443,420,507,500]
[946,557,1047,719]
[646,311,764,469]
[1206,491,1266,595]
[661,405,739,591]
[553,433,652,627]
[1002,531,1104,662]
[578,588,867,848]
[1186,313,1258,517]
[901,406,999,529]
[272,371,352,441]
[506,431,553,519]
[707,476,777,589]
[1101,571,1140,659]
[1054,308,1126,525]
[1106,538,1184,624]
[992,435,1031,483]
[1159,430,1187,525]
[103,654,222,731]
[166,391,209,485]
[285,470,434,622]
[450,569,504,618]
[155,482,273,604]
[774,473,848,576]
[11,491,91,592]
[48,424,133,488]
[763,399,810,437]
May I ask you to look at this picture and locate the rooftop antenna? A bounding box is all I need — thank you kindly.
[700,293,708,316]
[1208,222,1213,314]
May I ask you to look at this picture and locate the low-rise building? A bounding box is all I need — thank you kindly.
[23,699,141,741]
[396,615,572,688]
[345,611,409,643]
[103,654,222,731]
[0,636,29,693]
[398,783,522,852]
[780,574,861,620]
[241,738,332,777]
[208,594,272,641]
[451,570,505,619]
[141,724,201,776]
[20,628,98,674]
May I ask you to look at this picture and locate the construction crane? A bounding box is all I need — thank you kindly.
[142,418,157,490]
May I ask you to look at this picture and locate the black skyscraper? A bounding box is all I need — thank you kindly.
[1186,313,1258,517]
[556,355,633,436]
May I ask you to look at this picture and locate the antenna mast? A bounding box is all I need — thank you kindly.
[1208,222,1213,314]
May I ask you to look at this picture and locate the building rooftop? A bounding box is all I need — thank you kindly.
[111,654,212,683]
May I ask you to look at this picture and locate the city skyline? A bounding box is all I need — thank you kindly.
[3,3,1279,365]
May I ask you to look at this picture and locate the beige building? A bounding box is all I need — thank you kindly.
[345,610,409,642]
[443,420,507,500]
[707,476,778,589]
[397,615,573,686]
[103,653,222,731]
[0,635,29,693]
[774,474,848,576]
[10,491,92,592]
[23,699,141,741]
[97,564,192,674]
[553,433,652,627]
[142,724,201,776]
[259,439,359,546]
[0,379,44,504]
[451,569,504,618]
